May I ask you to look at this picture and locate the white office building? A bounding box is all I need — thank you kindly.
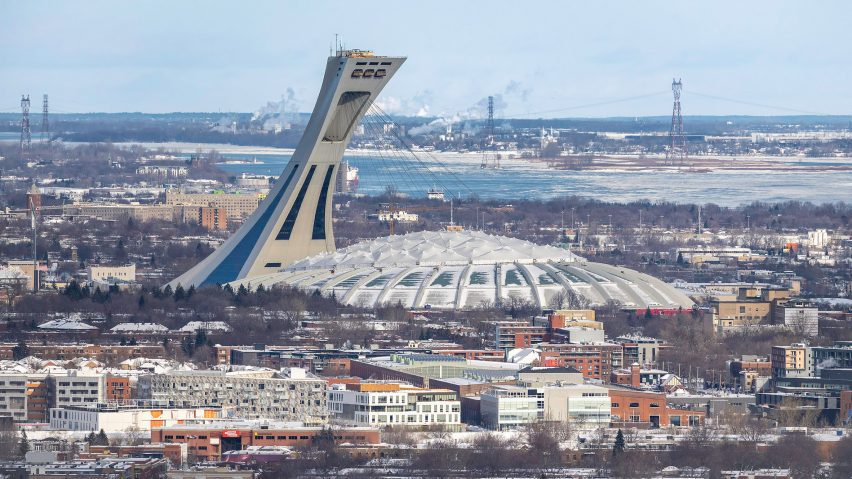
[481,384,611,430]
[328,383,460,429]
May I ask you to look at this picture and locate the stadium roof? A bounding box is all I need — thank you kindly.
[230,230,693,311]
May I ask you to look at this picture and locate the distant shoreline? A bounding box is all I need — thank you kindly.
[110,141,852,174]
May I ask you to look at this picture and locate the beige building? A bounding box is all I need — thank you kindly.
[771,344,810,378]
[64,204,175,222]
[4,260,43,291]
[87,264,136,283]
[165,190,262,220]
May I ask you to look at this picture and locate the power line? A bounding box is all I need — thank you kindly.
[504,91,670,118]
[684,90,826,116]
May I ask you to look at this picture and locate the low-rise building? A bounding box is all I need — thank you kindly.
[774,301,819,336]
[49,405,221,433]
[481,384,610,430]
[87,264,136,283]
[151,421,379,462]
[328,382,461,429]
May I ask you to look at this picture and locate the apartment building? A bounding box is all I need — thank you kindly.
[771,344,811,378]
[165,190,262,220]
[328,382,461,429]
[494,321,548,351]
[0,375,29,421]
[774,302,819,336]
[138,369,328,425]
[52,373,105,409]
[537,342,624,382]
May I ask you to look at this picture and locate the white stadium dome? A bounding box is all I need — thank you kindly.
[230,230,693,311]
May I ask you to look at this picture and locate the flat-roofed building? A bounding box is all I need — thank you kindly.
[481,383,610,430]
[328,382,461,429]
[87,264,136,283]
[165,190,262,220]
[771,343,811,378]
[49,405,221,433]
[151,421,379,462]
[138,369,328,425]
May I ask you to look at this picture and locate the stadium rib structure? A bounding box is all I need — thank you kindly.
[226,230,694,310]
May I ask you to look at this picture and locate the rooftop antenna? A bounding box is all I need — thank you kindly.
[450,198,454,226]
[335,33,339,55]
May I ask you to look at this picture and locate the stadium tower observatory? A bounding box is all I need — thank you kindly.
[169,49,406,289]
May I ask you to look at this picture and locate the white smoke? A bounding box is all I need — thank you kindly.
[406,80,529,137]
[374,90,434,118]
[252,88,302,131]
[816,358,839,370]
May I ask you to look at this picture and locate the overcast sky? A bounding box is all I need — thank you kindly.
[1,1,850,117]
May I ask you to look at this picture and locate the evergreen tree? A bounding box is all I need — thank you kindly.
[137,294,146,309]
[644,307,653,319]
[174,285,186,301]
[162,285,173,298]
[186,285,196,299]
[96,429,109,446]
[86,431,96,444]
[676,252,685,265]
[12,340,29,360]
[613,429,625,456]
[18,430,29,457]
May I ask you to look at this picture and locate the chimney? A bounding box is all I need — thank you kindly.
[631,362,641,388]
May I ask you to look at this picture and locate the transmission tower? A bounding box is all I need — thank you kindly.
[487,95,495,141]
[41,94,49,142]
[20,95,32,154]
[665,78,686,166]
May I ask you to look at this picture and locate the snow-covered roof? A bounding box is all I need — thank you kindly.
[228,230,694,311]
[178,321,232,333]
[37,319,98,330]
[287,230,577,269]
[110,322,168,332]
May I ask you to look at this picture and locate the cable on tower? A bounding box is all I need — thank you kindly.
[20,95,32,156]
[665,79,686,166]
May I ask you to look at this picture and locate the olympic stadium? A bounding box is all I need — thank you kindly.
[168,49,693,312]
[229,230,693,310]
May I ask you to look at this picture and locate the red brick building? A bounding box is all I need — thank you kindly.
[105,376,131,402]
[151,424,380,462]
[608,387,704,428]
[538,343,623,382]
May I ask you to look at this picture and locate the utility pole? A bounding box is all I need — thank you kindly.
[30,196,38,292]
[698,205,702,235]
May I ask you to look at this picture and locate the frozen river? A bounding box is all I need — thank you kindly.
[216,151,852,206]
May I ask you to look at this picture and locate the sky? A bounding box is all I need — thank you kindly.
[1,1,851,118]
